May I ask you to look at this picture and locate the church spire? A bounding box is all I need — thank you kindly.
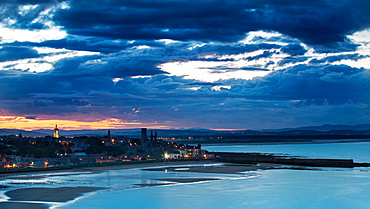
[54,124,59,138]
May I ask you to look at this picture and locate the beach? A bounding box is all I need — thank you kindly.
[2,187,106,209]
[0,160,271,209]
[1,142,369,209]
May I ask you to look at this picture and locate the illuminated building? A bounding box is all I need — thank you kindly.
[53,124,59,138]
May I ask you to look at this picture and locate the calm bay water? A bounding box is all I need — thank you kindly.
[203,141,370,162]
[55,141,370,209]
[58,169,370,209]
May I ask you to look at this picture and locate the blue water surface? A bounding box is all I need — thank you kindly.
[57,142,370,209]
[203,141,370,162]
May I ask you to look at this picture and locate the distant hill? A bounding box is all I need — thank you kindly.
[0,129,46,137]
[0,127,220,138]
[1,124,369,139]
[59,128,219,138]
[274,124,370,132]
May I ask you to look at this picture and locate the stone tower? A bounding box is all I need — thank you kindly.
[53,124,59,138]
[140,128,147,147]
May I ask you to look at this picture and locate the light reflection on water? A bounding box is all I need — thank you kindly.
[52,164,260,209]
[203,141,370,162]
[58,168,370,209]
[59,142,370,209]
[1,142,370,209]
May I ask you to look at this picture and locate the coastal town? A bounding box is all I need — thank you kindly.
[0,126,214,170]
[0,126,369,209]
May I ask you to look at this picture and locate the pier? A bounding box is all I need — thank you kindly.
[213,152,370,168]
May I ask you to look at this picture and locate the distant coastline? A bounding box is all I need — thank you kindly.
[2,123,370,139]
[178,137,370,145]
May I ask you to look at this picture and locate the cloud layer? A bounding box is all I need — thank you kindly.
[0,0,369,129]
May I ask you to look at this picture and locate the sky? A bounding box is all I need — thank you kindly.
[0,0,370,131]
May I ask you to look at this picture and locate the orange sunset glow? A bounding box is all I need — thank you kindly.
[0,116,169,131]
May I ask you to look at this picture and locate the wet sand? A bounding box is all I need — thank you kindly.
[0,187,105,209]
[0,202,49,209]
[0,160,277,208]
[5,187,106,202]
[155,177,220,183]
[134,183,175,187]
[169,164,261,173]
[144,162,279,174]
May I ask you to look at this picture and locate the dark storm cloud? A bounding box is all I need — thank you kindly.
[245,51,276,61]
[281,44,307,56]
[243,64,370,105]
[5,35,283,60]
[250,34,296,45]
[51,0,370,50]
[309,54,369,65]
[51,98,90,106]
[51,54,167,77]
[0,67,110,115]
[0,0,64,4]
[0,47,40,62]
[111,66,367,128]
[7,38,166,54]
[110,63,370,128]
[193,43,282,57]
[1,0,369,129]
[0,50,168,115]
[278,57,310,66]
[1,58,369,128]
[21,40,281,80]
[53,1,247,42]
[134,64,370,108]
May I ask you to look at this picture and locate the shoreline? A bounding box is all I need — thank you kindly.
[0,141,368,208]
[1,140,368,208]
[0,160,216,178]
[0,160,225,209]
[0,187,107,209]
[1,139,367,177]
[0,160,275,209]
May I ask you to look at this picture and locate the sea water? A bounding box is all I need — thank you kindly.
[55,141,370,209]
[203,141,370,162]
[65,169,370,209]
[2,142,369,208]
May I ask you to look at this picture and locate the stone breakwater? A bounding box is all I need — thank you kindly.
[213,152,370,168]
